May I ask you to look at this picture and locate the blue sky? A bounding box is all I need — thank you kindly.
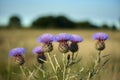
[0,0,120,28]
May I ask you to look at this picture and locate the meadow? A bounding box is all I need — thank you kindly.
[0,29,120,80]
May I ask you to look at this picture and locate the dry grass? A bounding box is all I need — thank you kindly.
[0,29,120,80]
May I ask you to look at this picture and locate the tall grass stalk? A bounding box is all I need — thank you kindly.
[87,51,102,80]
[20,66,28,80]
[7,58,10,80]
[46,53,59,80]
[46,53,56,73]
[27,69,36,80]
[63,53,66,80]
[53,55,61,70]
[33,64,46,79]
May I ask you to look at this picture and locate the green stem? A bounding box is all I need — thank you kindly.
[46,53,56,73]
[88,51,102,80]
[28,70,36,80]
[7,58,10,80]
[74,51,78,59]
[41,63,44,70]
[72,52,74,60]
[34,64,46,80]
[63,54,66,80]
[53,55,61,70]
[20,66,28,80]
[97,51,101,64]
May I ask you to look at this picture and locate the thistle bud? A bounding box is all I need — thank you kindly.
[96,41,105,51]
[69,34,83,53]
[43,43,53,52]
[37,33,55,53]
[69,42,78,53]
[9,48,26,65]
[15,55,25,65]
[37,54,46,64]
[32,46,46,64]
[92,32,109,51]
[58,42,69,53]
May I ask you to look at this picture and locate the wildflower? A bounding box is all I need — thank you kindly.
[55,33,71,53]
[55,33,71,42]
[38,33,55,52]
[33,46,44,54]
[92,32,109,51]
[38,33,55,43]
[92,32,109,41]
[69,34,83,53]
[70,34,83,43]
[32,46,46,64]
[9,48,26,65]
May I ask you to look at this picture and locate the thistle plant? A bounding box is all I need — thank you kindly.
[38,33,57,75]
[38,33,54,52]
[69,34,83,61]
[32,46,46,68]
[93,32,109,65]
[55,33,71,53]
[9,48,28,80]
[9,48,26,65]
[8,32,110,80]
[87,32,109,80]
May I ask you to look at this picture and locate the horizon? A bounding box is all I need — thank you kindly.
[0,0,120,29]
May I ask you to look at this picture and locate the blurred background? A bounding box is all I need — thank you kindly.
[0,0,120,29]
[0,0,120,80]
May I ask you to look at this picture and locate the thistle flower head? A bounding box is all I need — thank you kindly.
[96,41,105,51]
[38,33,55,44]
[58,42,69,53]
[9,48,26,57]
[9,48,25,65]
[92,32,109,41]
[32,46,44,54]
[70,34,83,43]
[55,33,71,42]
[37,54,46,64]
[69,42,78,53]
[43,43,53,52]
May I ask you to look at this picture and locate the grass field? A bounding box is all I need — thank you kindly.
[0,29,120,80]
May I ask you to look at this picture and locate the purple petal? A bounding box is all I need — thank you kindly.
[92,32,109,40]
[55,33,71,42]
[32,46,44,54]
[38,33,55,43]
[9,48,26,57]
[70,34,83,43]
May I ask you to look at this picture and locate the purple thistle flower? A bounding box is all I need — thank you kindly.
[32,46,44,54]
[55,33,71,42]
[92,32,109,41]
[56,33,71,53]
[33,46,46,64]
[9,48,26,57]
[38,33,55,43]
[70,34,83,43]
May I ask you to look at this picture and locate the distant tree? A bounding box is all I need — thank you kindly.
[31,15,75,29]
[54,16,75,28]
[111,25,117,31]
[32,16,54,28]
[8,15,22,28]
[76,21,98,29]
[101,24,109,29]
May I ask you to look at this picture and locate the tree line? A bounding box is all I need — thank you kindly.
[0,15,117,30]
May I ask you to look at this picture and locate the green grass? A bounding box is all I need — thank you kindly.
[0,29,120,80]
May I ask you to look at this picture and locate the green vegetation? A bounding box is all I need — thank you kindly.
[0,29,120,80]
[0,15,118,30]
